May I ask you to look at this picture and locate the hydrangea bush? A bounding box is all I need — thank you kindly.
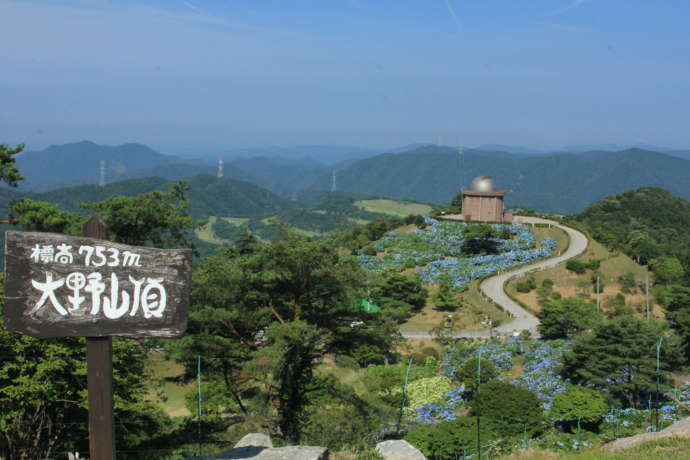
[414,385,466,424]
[513,340,570,409]
[440,340,513,380]
[355,220,553,292]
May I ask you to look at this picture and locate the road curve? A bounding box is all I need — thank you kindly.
[485,216,588,334]
[400,217,588,339]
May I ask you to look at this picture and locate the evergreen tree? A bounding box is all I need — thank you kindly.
[561,317,683,408]
[433,276,459,311]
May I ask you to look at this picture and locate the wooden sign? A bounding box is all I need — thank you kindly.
[4,230,192,338]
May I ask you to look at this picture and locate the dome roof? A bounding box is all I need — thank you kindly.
[471,176,496,192]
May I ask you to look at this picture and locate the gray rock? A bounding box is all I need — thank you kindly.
[606,417,690,451]
[375,440,426,460]
[217,445,329,460]
[234,433,273,449]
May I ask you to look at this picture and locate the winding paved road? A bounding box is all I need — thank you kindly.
[400,217,589,339]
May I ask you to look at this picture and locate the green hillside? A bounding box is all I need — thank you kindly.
[571,187,690,284]
[16,140,180,191]
[309,146,690,213]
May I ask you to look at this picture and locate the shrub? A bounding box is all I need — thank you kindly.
[516,276,537,293]
[566,259,588,274]
[362,245,377,256]
[405,417,496,460]
[549,385,608,431]
[587,259,601,270]
[619,272,636,293]
[455,357,498,389]
[469,381,547,438]
[405,376,453,416]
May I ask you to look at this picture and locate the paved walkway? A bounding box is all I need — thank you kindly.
[400,217,588,339]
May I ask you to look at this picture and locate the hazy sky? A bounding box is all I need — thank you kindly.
[2,0,690,153]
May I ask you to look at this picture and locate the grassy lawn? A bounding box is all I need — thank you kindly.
[501,436,690,460]
[505,238,655,317]
[533,226,569,253]
[146,352,193,417]
[195,216,226,245]
[355,199,432,217]
[400,280,511,332]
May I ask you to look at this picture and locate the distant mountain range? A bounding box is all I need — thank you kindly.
[9,140,690,214]
[307,146,690,214]
[472,143,690,160]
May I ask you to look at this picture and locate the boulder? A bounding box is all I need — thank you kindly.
[217,445,329,460]
[234,433,273,449]
[375,440,426,460]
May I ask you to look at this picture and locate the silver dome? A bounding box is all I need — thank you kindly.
[471,176,496,192]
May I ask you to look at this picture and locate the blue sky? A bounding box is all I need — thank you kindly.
[1,0,690,153]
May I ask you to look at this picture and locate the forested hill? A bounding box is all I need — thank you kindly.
[0,174,293,219]
[572,187,690,283]
[308,146,690,213]
[13,141,249,192]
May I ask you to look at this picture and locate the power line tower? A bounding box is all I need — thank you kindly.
[99,160,106,187]
[217,157,224,179]
[331,170,337,192]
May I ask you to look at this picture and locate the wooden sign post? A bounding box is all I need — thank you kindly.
[84,217,115,460]
[4,216,192,459]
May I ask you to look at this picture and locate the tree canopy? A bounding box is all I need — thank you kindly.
[0,143,24,187]
[537,297,601,340]
[561,317,683,408]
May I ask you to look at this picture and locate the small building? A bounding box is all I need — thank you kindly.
[461,176,513,223]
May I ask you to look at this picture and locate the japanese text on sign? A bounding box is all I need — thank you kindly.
[4,230,191,338]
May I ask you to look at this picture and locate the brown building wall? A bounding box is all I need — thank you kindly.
[462,192,506,222]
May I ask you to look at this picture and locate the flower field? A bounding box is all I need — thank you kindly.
[356,219,554,291]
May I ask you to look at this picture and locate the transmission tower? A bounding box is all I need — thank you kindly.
[331,170,337,192]
[217,157,224,179]
[99,160,106,187]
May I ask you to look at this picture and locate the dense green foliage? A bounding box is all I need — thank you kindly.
[10,182,197,249]
[433,276,460,311]
[549,386,608,430]
[0,143,24,187]
[561,317,682,408]
[469,381,546,439]
[405,417,496,459]
[170,232,401,442]
[665,286,690,361]
[572,187,690,285]
[369,271,428,323]
[537,298,602,339]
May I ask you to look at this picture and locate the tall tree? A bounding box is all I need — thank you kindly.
[665,287,690,362]
[537,297,601,339]
[561,317,683,408]
[171,231,400,442]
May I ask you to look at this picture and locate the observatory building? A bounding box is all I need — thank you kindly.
[461,176,513,223]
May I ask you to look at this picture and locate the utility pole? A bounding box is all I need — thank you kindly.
[655,338,663,431]
[197,355,202,458]
[476,348,483,460]
[396,357,413,435]
[596,276,600,311]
